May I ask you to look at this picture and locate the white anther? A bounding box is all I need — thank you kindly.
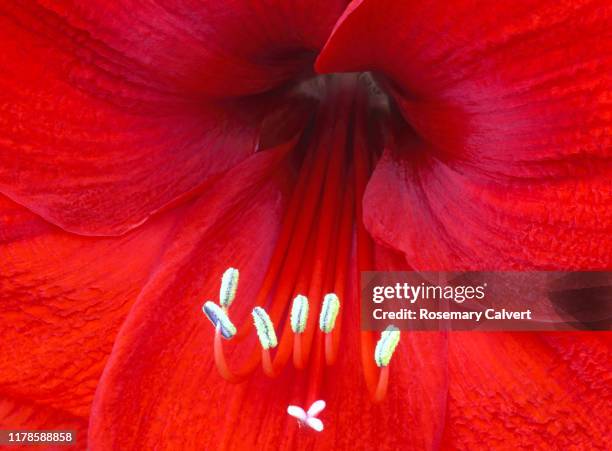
[202,301,236,339]
[252,306,278,350]
[374,325,401,367]
[290,295,309,334]
[319,293,340,333]
[219,267,239,308]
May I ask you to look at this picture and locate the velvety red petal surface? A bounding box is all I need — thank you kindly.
[443,332,611,448]
[364,138,611,270]
[88,147,449,450]
[317,0,612,270]
[0,194,178,417]
[0,0,346,236]
[33,0,349,98]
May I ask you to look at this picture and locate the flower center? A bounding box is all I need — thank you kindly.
[202,73,401,429]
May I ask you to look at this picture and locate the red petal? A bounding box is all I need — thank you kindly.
[88,146,296,449]
[0,5,257,236]
[25,0,349,98]
[0,194,178,417]
[443,332,612,448]
[0,0,345,235]
[317,0,611,269]
[364,139,611,270]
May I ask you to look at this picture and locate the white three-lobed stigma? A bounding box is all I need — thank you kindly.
[287,400,326,432]
[319,293,340,333]
[202,301,236,339]
[374,325,401,367]
[252,306,278,350]
[290,294,309,334]
[219,267,239,308]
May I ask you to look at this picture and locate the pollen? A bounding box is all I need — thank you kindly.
[252,306,278,350]
[202,301,236,339]
[374,325,400,367]
[319,293,340,333]
[219,267,239,308]
[290,295,309,334]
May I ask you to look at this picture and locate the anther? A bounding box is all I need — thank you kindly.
[219,267,239,308]
[252,306,278,350]
[203,301,236,339]
[374,325,400,367]
[319,293,340,333]
[290,295,309,334]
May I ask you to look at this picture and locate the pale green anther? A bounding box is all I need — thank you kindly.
[202,301,236,340]
[290,295,309,334]
[252,307,278,350]
[374,325,401,367]
[219,267,239,308]
[319,293,340,333]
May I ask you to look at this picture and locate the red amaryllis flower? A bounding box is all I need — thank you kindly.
[0,1,610,450]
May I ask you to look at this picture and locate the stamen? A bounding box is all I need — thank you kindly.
[290,227,319,369]
[291,294,308,369]
[374,325,401,367]
[319,293,340,333]
[372,327,398,402]
[219,267,239,308]
[252,307,278,350]
[202,301,236,339]
[290,295,309,334]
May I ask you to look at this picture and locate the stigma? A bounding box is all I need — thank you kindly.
[287,400,326,432]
